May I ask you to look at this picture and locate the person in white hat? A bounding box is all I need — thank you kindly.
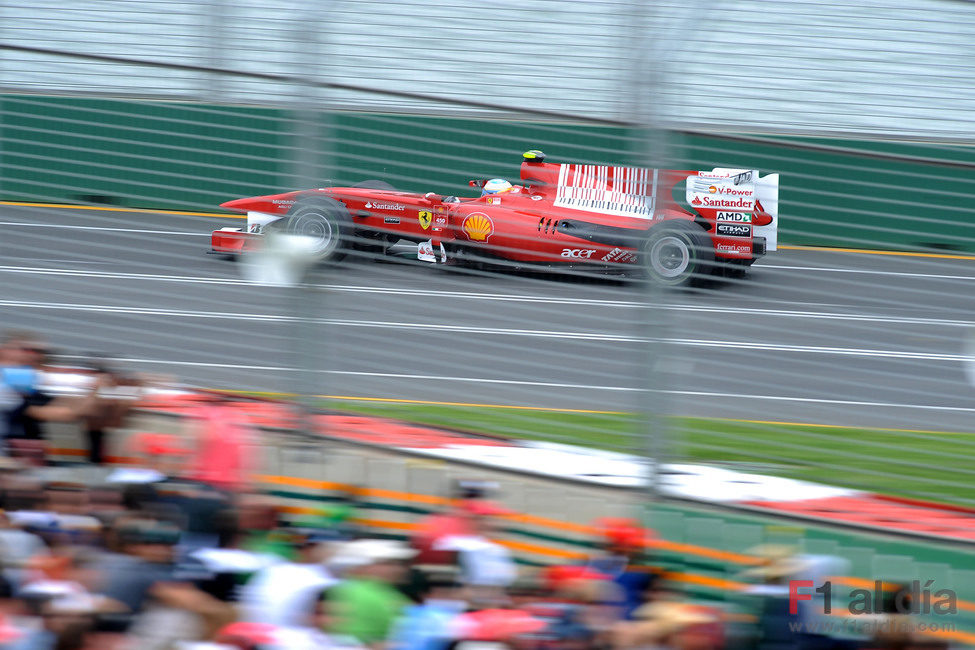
[325,540,417,648]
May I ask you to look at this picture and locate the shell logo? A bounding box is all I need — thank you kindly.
[463,212,494,242]
[708,185,718,193]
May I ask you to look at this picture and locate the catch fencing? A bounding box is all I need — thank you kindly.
[1,0,975,517]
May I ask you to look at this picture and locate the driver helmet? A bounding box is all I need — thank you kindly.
[481,178,513,196]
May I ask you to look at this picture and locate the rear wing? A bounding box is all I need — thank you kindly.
[520,155,780,251]
[686,168,780,251]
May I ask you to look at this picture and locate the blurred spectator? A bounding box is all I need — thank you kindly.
[411,504,475,567]
[118,516,236,650]
[184,401,257,494]
[108,433,189,486]
[588,517,657,620]
[452,481,498,501]
[184,508,280,605]
[78,356,143,465]
[614,599,723,650]
[410,481,499,566]
[290,497,359,544]
[741,545,807,650]
[326,539,416,648]
[214,595,365,650]
[88,517,184,633]
[527,565,616,650]
[451,606,548,646]
[856,582,949,650]
[0,330,112,466]
[7,481,102,551]
[0,508,48,595]
[0,574,37,649]
[235,495,298,562]
[432,500,517,597]
[390,567,466,650]
[239,534,336,628]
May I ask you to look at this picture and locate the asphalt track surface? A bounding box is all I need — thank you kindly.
[2,202,974,434]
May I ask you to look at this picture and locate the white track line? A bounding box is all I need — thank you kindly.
[52,354,975,414]
[5,299,966,361]
[0,222,207,236]
[0,266,972,328]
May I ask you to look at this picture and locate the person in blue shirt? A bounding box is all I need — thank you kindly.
[390,567,466,650]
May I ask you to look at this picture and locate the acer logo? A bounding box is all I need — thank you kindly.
[561,248,596,259]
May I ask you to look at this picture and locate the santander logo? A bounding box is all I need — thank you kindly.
[700,196,753,208]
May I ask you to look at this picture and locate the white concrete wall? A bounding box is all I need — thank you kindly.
[2,0,973,137]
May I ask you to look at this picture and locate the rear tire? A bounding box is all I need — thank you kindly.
[283,196,351,262]
[642,221,715,287]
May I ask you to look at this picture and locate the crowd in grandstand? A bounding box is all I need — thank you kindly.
[0,330,950,650]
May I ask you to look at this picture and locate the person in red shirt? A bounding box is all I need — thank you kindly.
[411,498,510,566]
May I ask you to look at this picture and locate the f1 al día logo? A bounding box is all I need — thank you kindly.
[790,580,957,616]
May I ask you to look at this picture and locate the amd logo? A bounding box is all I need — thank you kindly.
[716,212,751,223]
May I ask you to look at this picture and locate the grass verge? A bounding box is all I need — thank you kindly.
[317,398,975,507]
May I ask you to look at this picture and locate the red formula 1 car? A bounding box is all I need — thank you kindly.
[211,150,779,286]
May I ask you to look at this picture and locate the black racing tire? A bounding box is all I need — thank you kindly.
[283,196,351,262]
[353,180,397,191]
[641,221,716,287]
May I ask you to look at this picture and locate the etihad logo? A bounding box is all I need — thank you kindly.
[462,212,494,242]
[716,223,751,237]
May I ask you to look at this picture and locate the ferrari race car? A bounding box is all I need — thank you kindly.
[211,150,779,286]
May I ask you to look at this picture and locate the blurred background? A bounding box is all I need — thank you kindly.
[1,1,975,646]
[2,0,974,498]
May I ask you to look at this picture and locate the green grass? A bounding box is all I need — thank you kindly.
[313,398,975,507]
[320,399,640,447]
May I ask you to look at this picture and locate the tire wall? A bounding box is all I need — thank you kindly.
[1,94,973,252]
